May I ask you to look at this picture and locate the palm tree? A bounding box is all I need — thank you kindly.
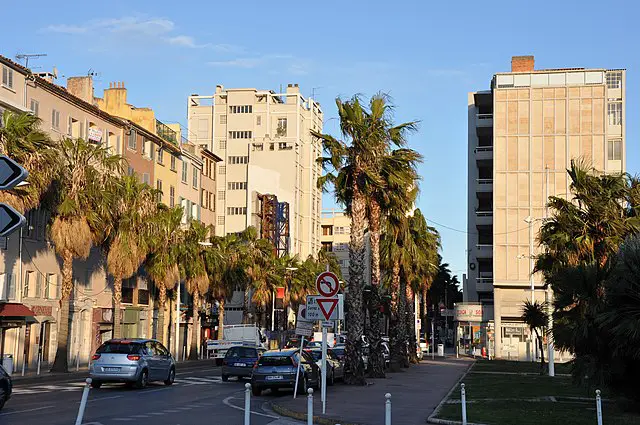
[101,175,159,339]
[146,206,184,345]
[49,137,124,372]
[0,111,59,213]
[521,300,547,374]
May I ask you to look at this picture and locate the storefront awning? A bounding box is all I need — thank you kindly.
[0,303,37,327]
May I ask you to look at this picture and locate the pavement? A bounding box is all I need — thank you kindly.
[2,360,304,425]
[270,356,473,425]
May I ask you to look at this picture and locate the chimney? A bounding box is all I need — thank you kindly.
[66,76,94,104]
[511,56,534,72]
[215,84,224,94]
[286,84,299,94]
[103,81,127,111]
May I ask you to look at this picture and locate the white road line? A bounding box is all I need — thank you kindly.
[149,412,165,416]
[163,409,180,413]
[131,414,149,418]
[222,396,279,419]
[0,405,55,416]
[86,395,124,403]
[112,419,133,422]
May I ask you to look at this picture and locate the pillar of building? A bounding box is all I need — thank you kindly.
[493,288,502,359]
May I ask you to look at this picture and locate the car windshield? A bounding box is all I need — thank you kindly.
[97,342,142,354]
[258,355,293,366]
[235,348,257,357]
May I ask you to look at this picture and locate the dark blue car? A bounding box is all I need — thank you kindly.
[222,346,265,381]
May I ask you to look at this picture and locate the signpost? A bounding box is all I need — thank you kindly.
[0,156,27,238]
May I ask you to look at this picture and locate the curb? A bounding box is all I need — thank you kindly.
[426,360,480,425]
[270,401,362,425]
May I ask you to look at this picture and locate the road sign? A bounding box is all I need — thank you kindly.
[321,321,334,328]
[315,271,340,297]
[317,298,338,320]
[295,305,313,336]
[0,156,28,190]
[0,204,25,237]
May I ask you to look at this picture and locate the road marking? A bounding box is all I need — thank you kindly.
[163,409,180,413]
[86,395,123,403]
[0,405,55,416]
[222,396,279,419]
[112,419,133,422]
[149,412,165,416]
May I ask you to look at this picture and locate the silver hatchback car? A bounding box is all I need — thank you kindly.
[89,339,176,389]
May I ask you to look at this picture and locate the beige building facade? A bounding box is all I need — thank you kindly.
[187,84,323,259]
[466,56,626,360]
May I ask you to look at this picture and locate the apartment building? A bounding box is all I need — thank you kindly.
[200,147,222,229]
[187,84,323,259]
[466,56,626,360]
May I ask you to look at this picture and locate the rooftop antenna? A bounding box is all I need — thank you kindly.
[15,53,47,69]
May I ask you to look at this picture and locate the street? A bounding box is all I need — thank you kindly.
[2,364,302,425]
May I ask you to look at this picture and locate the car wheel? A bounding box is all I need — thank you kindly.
[271,387,279,394]
[90,381,102,389]
[164,368,175,386]
[135,369,149,389]
[251,385,262,396]
[221,374,229,382]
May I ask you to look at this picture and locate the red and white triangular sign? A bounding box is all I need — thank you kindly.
[317,298,338,320]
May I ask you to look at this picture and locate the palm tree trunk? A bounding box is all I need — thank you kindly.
[367,199,385,378]
[218,299,225,340]
[50,251,73,373]
[389,259,403,371]
[535,329,545,374]
[407,287,418,364]
[157,285,166,345]
[112,277,123,339]
[345,187,366,385]
[189,289,200,360]
[243,289,250,324]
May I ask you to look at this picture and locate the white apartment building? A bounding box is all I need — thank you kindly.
[188,84,323,259]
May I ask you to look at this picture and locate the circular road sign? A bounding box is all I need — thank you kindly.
[315,271,340,297]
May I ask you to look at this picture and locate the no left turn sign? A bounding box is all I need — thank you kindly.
[315,271,340,297]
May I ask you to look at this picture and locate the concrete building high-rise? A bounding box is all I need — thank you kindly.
[187,84,323,259]
[466,56,626,360]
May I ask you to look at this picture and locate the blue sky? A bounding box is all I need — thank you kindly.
[2,0,638,281]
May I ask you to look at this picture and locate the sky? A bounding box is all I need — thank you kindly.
[1,0,638,282]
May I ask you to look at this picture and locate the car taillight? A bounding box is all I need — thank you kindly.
[92,354,101,361]
[127,354,141,361]
[253,362,259,370]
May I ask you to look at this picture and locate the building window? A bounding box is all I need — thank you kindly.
[29,99,39,117]
[229,131,252,139]
[218,165,226,175]
[209,192,215,211]
[157,148,164,165]
[1,66,14,90]
[322,225,333,236]
[181,160,188,183]
[51,109,60,130]
[228,156,248,164]
[169,185,175,207]
[156,179,163,202]
[141,138,147,156]
[142,173,150,185]
[128,130,137,149]
[128,166,134,176]
[218,216,225,225]
[608,100,622,125]
[45,273,57,299]
[228,182,247,190]
[276,118,287,137]
[278,142,292,150]
[256,115,262,125]
[607,139,622,160]
[269,143,275,151]
[170,155,177,171]
[229,105,253,114]
[218,190,225,200]
[122,278,135,304]
[252,143,264,151]
[219,140,226,150]
[227,207,247,215]
[192,165,198,188]
[606,71,622,89]
[220,114,227,124]
[201,190,208,208]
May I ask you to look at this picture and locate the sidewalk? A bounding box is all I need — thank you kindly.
[10,358,219,385]
[271,356,473,425]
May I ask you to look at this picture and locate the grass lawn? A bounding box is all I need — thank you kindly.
[472,359,572,375]
[433,361,640,425]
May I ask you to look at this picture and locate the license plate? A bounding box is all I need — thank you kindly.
[234,363,247,367]
[104,367,120,372]
[265,375,283,380]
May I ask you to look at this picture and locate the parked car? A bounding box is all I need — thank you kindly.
[417,345,424,361]
[0,364,12,410]
[89,339,175,389]
[222,346,265,381]
[420,338,429,353]
[251,349,320,396]
[304,348,345,385]
[306,341,322,349]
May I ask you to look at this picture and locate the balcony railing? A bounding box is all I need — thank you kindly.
[475,210,493,217]
[477,178,493,185]
[156,119,178,146]
[474,146,493,153]
[476,277,494,284]
[476,243,493,249]
[477,113,493,120]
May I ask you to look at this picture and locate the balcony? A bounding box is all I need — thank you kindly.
[476,178,493,193]
[475,145,493,161]
[476,113,493,128]
[476,275,493,292]
[475,210,493,226]
[475,244,493,258]
[156,119,178,146]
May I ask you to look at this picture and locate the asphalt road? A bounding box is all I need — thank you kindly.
[2,364,303,425]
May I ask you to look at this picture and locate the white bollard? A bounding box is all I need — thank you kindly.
[76,352,80,372]
[307,388,314,425]
[385,393,392,425]
[461,383,467,425]
[244,383,251,425]
[596,389,603,425]
[74,378,92,425]
[36,352,41,375]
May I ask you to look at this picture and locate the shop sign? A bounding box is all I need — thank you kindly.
[31,305,52,316]
[454,303,483,322]
[101,308,113,323]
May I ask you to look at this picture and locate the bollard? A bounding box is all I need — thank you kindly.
[596,389,603,425]
[461,383,467,425]
[74,378,92,425]
[385,393,392,425]
[244,383,251,425]
[76,352,80,372]
[307,388,314,425]
[36,352,41,375]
